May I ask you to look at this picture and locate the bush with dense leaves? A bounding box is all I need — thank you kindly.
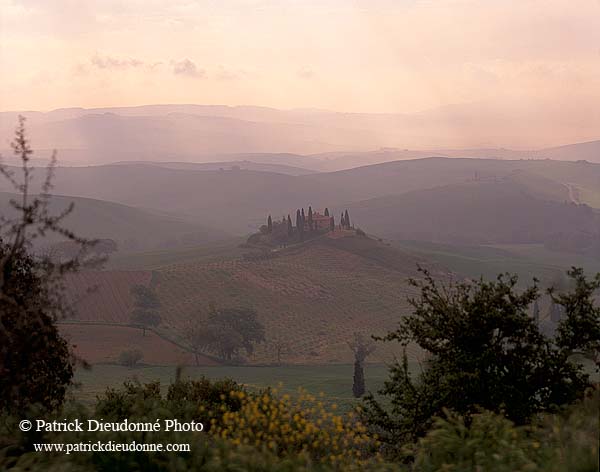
[363,267,596,454]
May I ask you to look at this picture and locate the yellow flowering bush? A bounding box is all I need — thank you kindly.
[211,388,382,467]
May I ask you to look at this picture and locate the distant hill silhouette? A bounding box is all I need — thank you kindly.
[2,104,598,164]
[0,157,597,234]
[343,179,600,251]
[0,192,227,252]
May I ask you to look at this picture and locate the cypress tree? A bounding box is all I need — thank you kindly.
[353,359,366,398]
[287,214,293,236]
[340,213,345,229]
[296,209,302,232]
[267,214,273,233]
[308,206,313,231]
[329,216,335,232]
[344,210,350,228]
[297,209,305,241]
[324,207,330,217]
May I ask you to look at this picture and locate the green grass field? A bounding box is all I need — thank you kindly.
[72,363,396,410]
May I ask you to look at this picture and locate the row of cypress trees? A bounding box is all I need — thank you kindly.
[265,207,352,241]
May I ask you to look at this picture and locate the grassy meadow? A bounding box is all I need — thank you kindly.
[71,363,395,410]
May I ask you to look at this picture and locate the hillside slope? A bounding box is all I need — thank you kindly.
[65,235,432,364]
[2,157,596,236]
[343,179,600,249]
[0,192,227,251]
[308,158,600,206]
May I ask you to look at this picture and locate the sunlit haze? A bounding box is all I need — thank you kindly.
[1,0,599,149]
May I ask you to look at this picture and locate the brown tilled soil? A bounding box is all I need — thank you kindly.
[60,323,218,366]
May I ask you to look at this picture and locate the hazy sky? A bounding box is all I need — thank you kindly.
[1,0,599,114]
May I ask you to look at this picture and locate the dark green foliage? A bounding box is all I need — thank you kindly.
[130,284,161,335]
[344,210,350,228]
[267,214,273,233]
[551,267,600,364]
[324,208,329,217]
[0,117,94,415]
[412,390,599,472]
[95,376,244,426]
[532,299,540,324]
[287,214,293,236]
[0,246,74,415]
[363,267,593,451]
[166,376,244,423]
[308,206,313,231]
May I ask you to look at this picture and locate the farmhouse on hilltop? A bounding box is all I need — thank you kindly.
[306,211,333,230]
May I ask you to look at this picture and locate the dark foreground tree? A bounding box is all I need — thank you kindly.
[363,266,595,450]
[0,117,96,414]
[550,267,600,366]
[347,333,376,397]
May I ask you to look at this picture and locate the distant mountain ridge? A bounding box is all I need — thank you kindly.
[0,156,596,235]
[1,104,597,166]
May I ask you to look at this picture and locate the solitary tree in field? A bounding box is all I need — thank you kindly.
[0,117,98,414]
[267,215,273,233]
[348,333,376,397]
[324,207,330,217]
[130,285,161,336]
[308,206,313,231]
[189,307,265,362]
[187,323,218,365]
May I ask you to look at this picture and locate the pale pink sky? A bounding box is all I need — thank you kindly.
[1,0,599,115]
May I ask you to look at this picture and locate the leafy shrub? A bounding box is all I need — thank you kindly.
[412,410,537,471]
[212,388,381,467]
[118,349,143,367]
[412,390,599,472]
[166,376,245,427]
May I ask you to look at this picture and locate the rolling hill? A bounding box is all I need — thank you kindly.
[306,157,600,206]
[1,157,597,235]
[0,192,227,252]
[64,234,431,364]
[111,160,316,176]
[341,178,600,249]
